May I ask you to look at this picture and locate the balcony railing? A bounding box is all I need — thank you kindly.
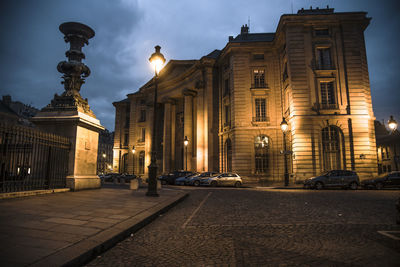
[251,83,268,89]
[319,103,338,110]
[252,116,270,122]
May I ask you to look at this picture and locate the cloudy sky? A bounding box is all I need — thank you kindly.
[1,0,399,131]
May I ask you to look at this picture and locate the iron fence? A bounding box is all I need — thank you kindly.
[0,123,70,193]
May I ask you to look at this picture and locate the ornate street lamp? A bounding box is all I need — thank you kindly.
[280,117,289,186]
[147,45,166,197]
[132,145,136,175]
[102,152,106,174]
[388,115,398,132]
[184,136,189,171]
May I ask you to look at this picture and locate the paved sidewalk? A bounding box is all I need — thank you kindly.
[0,185,188,267]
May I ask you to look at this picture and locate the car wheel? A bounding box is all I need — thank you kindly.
[161,180,167,185]
[375,182,383,190]
[210,181,217,187]
[349,182,358,190]
[194,180,200,187]
[234,182,241,188]
[315,182,323,190]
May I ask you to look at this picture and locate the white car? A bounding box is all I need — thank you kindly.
[200,172,242,187]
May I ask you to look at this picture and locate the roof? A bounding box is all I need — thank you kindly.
[230,33,275,43]
[204,49,221,59]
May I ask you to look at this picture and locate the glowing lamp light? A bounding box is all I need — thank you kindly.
[132,145,136,154]
[102,153,106,158]
[388,115,397,131]
[280,117,289,132]
[149,45,166,75]
[184,136,189,146]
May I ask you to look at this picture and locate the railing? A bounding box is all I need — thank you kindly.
[319,103,338,110]
[251,83,268,89]
[252,116,270,122]
[0,123,70,193]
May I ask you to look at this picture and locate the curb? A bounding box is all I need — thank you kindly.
[30,191,189,267]
[0,188,70,200]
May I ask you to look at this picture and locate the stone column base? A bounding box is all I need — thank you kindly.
[66,175,101,191]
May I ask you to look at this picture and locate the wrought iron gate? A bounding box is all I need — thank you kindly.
[0,123,70,193]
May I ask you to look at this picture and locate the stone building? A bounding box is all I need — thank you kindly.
[375,120,400,174]
[113,7,378,183]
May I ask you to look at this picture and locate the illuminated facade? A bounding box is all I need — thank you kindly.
[113,7,378,183]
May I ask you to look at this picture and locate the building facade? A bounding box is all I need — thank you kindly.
[113,7,378,183]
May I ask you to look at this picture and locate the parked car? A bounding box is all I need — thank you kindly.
[175,172,199,186]
[303,170,359,190]
[158,171,194,185]
[188,172,220,186]
[101,173,120,183]
[200,172,242,187]
[361,171,400,189]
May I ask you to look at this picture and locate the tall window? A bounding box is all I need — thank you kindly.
[138,151,145,174]
[224,78,230,96]
[139,110,146,122]
[254,98,267,122]
[253,69,265,88]
[224,105,231,127]
[124,106,130,128]
[139,128,145,142]
[320,81,336,109]
[322,126,342,171]
[225,139,232,172]
[121,153,128,173]
[123,133,129,147]
[317,48,332,70]
[254,135,269,174]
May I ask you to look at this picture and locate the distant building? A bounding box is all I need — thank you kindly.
[375,120,400,174]
[113,7,378,183]
[97,129,114,174]
[0,95,39,126]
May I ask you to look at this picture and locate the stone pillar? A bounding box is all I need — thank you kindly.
[32,22,104,191]
[162,98,174,173]
[183,89,197,171]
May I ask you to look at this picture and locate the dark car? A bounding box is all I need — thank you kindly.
[175,172,199,186]
[188,172,220,186]
[361,171,400,189]
[158,171,194,185]
[303,170,359,190]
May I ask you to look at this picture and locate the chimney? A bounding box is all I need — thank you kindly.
[229,36,233,41]
[2,95,11,106]
[241,24,249,35]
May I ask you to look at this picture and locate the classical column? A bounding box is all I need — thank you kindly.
[183,89,197,171]
[162,98,174,173]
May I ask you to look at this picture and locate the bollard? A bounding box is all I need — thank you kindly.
[157,180,162,190]
[130,179,139,190]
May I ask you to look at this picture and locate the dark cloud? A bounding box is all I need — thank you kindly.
[1,0,399,130]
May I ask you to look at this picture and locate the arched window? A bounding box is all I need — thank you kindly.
[254,135,269,174]
[322,126,343,171]
[121,153,128,173]
[138,151,145,174]
[225,139,232,172]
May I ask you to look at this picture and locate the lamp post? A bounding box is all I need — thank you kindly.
[388,115,398,171]
[102,152,106,174]
[388,115,398,133]
[280,117,289,187]
[147,45,166,197]
[132,146,136,175]
[184,136,189,171]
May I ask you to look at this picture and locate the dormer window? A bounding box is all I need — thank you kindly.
[253,54,264,60]
[315,28,329,36]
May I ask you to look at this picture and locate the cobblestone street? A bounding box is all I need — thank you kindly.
[88,188,400,266]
